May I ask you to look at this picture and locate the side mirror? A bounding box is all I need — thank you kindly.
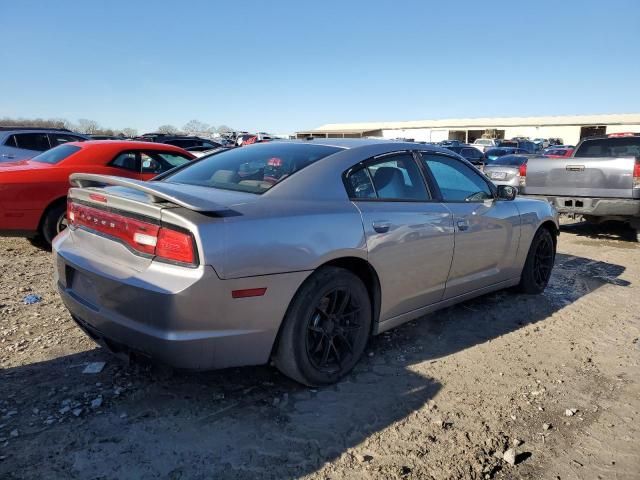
[497,185,517,201]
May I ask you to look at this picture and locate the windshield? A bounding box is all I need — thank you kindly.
[163,142,342,194]
[485,155,527,166]
[485,149,510,159]
[474,139,492,145]
[30,144,81,164]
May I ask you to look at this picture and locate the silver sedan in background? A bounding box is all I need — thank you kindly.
[53,140,558,386]
[482,153,535,191]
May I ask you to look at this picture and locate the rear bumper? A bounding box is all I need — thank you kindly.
[53,229,310,370]
[522,195,640,218]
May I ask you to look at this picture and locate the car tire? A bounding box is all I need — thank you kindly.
[42,203,67,245]
[274,266,372,386]
[517,227,556,294]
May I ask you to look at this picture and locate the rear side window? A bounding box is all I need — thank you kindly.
[164,143,341,194]
[13,133,50,151]
[346,153,430,201]
[4,135,18,148]
[574,137,640,157]
[30,145,81,164]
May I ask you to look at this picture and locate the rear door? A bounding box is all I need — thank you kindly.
[345,151,454,321]
[419,152,521,299]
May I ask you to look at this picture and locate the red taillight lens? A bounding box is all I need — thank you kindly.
[518,163,527,187]
[67,201,197,265]
[633,159,640,189]
[156,227,195,264]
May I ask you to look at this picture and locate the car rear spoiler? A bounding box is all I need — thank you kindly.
[69,173,238,214]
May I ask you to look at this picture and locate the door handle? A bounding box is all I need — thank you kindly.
[372,221,390,233]
[457,220,470,231]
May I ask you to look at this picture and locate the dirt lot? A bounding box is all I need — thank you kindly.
[0,222,638,479]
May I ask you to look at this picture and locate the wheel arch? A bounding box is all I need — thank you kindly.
[539,219,559,247]
[269,256,382,359]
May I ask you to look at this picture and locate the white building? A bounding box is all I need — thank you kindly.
[296,113,640,146]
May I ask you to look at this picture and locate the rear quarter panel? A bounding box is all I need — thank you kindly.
[512,197,559,269]
[0,168,69,231]
[191,199,368,279]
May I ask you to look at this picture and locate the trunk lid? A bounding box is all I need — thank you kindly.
[482,165,520,183]
[66,174,256,269]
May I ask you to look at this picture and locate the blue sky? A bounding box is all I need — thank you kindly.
[2,0,639,134]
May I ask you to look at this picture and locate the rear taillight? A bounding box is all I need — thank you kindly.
[67,201,197,265]
[633,159,640,189]
[518,163,527,187]
[156,228,196,264]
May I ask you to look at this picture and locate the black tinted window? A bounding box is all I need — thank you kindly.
[575,137,640,157]
[50,134,84,147]
[421,153,492,202]
[347,168,376,199]
[14,133,50,151]
[165,143,341,194]
[30,145,81,164]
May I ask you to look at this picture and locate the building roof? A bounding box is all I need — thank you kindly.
[303,113,640,133]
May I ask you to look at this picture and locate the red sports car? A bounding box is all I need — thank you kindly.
[0,141,195,243]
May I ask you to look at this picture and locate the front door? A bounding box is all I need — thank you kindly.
[419,152,521,299]
[345,152,455,321]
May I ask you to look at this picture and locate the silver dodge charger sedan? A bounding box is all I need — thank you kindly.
[53,139,558,386]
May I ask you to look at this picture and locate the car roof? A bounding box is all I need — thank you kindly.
[63,140,191,153]
[273,138,463,157]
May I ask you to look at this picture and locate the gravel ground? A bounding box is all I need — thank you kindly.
[0,222,638,479]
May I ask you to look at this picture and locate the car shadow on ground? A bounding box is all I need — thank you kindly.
[560,219,638,243]
[0,253,631,479]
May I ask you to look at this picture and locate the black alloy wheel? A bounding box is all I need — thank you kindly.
[274,267,372,386]
[305,288,363,374]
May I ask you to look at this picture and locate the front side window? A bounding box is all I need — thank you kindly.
[347,153,430,201]
[14,133,50,151]
[421,153,493,202]
[164,142,342,194]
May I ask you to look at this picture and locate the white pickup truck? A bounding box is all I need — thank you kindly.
[521,133,640,235]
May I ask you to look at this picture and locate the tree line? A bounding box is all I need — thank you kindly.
[0,118,235,138]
